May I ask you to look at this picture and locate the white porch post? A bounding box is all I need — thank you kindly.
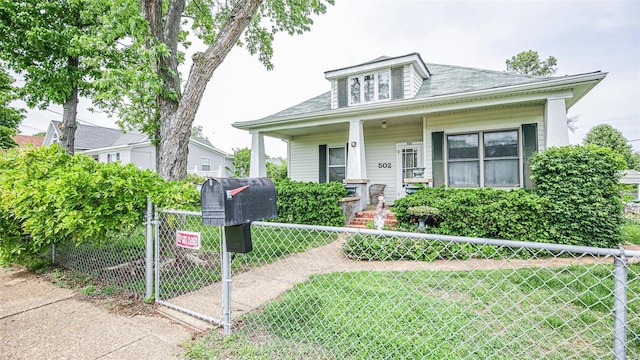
[250,132,266,177]
[346,120,367,179]
[545,97,570,147]
[345,119,368,211]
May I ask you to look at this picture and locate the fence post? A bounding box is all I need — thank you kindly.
[145,197,154,300]
[613,246,628,360]
[222,227,232,335]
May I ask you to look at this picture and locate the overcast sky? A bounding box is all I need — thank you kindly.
[17,0,640,157]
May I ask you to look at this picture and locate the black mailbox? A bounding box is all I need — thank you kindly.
[201,177,277,253]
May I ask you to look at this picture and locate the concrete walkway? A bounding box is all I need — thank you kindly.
[162,235,615,326]
[0,266,199,360]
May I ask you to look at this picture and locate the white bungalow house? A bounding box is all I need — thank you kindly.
[233,53,606,210]
[42,121,233,177]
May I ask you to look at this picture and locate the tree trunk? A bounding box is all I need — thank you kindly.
[60,56,79,155]
[157,0,264,181]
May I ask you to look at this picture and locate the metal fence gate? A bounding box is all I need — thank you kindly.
[154,209,225,325]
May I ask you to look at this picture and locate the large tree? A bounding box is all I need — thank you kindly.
[0,0,144,155]
[0,69,25,149]
[583,124,640,170]
[506,50,558,76]
[130,0,332,180]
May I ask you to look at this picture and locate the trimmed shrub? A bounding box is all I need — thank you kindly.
[0,145,199,265]
[530,145,625,248]
[392,187,552,243]
[273,179,346,226]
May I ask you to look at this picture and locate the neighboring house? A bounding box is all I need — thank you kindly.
[12,134,44,148]
[233,52,606,209]
[42,121,233,177]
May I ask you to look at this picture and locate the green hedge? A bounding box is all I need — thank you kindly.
[389,145,625,250]
[0,145,199,265]
[272,179,346,226]
[392,187,552,243]
[530,145,625,248]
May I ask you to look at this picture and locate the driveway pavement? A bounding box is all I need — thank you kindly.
[0,266,200,360]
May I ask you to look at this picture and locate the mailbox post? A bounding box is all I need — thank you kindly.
[200,177,277,334]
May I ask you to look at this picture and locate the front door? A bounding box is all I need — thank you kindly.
[396,143,423,198]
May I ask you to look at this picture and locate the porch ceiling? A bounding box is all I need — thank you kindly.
[262,113,424,138]
[260,100,544,140]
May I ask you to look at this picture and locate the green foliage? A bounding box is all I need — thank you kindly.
[505,50,557,76]
[191,125,207,140]
[407,206,440,216]
[342,234,515,262]
[621,219,640,245]
[273,179,346,226]
[230,147,251,177]
[266,158,288,181]
[393,187,552,243]
[0,145,198,266]
[530,145,625,248]
[0,69,24,149]
[0,0,146,109]
[583,124,640,170]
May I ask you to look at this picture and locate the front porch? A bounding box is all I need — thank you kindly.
[247,99,572,211]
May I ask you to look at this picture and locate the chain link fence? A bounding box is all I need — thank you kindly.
[52,227,148,296]
[53,207,640,359]
[226,222,639,359]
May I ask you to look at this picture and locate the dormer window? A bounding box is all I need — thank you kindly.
[349,70,391,105]
[326,53,428,109]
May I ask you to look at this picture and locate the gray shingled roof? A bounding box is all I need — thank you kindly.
[52,121,147,150]
[253,63,567,123]
[417,63,551,97]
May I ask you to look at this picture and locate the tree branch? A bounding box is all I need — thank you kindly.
[163,0,186,55]
[180,0,264,124]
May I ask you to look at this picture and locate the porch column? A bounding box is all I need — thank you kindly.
[346,119,367,179]
[345,119,368,211]
[545,97,570,147]
[250,132,266,177]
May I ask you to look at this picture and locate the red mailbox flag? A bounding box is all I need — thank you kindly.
[226,185,250,199]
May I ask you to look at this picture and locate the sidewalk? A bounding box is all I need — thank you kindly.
[0,266,201,360]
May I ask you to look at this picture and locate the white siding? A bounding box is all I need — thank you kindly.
[130,148,154,169]
[364,123,423,203]
[98,149,131,164]
[186,143,228,174]
[410,64,423,98]
[403,64,412,99]
[424,105,545,184]
[330,79,338,109]
[289,131,349,182]
[290,132,347,182]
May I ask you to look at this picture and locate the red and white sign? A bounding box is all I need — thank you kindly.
[176,231,201,250]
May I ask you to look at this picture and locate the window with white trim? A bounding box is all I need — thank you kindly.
[447,130,520,187]
[349,70,391,105]
[201,157,211,171]
[107,152,120,163]
[328,146,346,183]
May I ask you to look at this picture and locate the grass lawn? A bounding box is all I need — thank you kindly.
[184,263,640,360]
[622,218,640,245]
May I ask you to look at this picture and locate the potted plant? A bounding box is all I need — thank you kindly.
[407,206,440,228]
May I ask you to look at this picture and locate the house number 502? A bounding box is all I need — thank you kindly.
[378,163,392,169]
